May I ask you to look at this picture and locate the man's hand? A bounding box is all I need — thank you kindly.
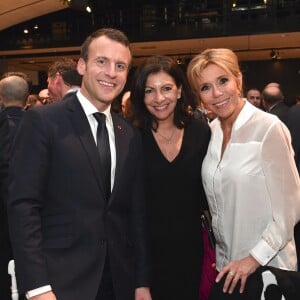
[216,255,260,294]
[135,287,152,300]
[30,291,57,300]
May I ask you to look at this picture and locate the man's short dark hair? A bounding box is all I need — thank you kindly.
[48,57,82,86]
[80,28,131,62]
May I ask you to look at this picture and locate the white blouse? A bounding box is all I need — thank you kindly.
[202,101,300,272]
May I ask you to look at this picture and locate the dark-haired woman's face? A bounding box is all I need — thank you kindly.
[144,71,181,123]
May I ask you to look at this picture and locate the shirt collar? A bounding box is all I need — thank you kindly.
[233,100,256,131]
[269,101,281,112]
[76,90,112,121]
[213,99,257,132]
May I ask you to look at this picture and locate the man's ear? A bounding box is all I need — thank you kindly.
[77,58,86,76]
[237,72,243,94]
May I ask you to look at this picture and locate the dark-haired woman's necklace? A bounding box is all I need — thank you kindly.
[155,128,176,144]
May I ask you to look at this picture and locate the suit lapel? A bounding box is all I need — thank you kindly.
[110,112,128,201]
[66,95,106,198]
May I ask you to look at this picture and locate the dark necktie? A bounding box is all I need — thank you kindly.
[93,112,111,202]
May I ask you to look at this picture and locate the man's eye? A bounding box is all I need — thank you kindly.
[97,58,106,65]
[116,63,127,72]
[145,89,153,95]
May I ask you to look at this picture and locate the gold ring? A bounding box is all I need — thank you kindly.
[229,271,235,277]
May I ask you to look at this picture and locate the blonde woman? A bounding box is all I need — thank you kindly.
[187,48,300,299]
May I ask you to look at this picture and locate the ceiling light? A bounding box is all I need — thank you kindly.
[68,0,92,13]
[270,49,279,60]
[176,57,183,64]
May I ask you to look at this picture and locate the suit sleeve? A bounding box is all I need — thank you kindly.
[0,111,12,296]
[287,108,300,174]
[130,129,151,288]
[0,111,10,198]
[7,109,52,293]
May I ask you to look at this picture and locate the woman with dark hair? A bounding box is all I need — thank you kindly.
[130,55,211,300]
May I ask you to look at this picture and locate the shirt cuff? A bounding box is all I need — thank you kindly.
[26,285,52,299]
[250,239,277,266]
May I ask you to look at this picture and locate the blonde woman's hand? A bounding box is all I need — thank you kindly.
[216,255,260,294]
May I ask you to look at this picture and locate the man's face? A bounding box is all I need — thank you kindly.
[247,89,261,107]
[47,73,61,102]
[38,88,50,104]
[77,35,131,111]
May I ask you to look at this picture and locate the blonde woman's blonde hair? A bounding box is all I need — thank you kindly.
[187,48,243,97]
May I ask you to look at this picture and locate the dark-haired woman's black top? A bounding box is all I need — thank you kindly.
[142,118,211,300]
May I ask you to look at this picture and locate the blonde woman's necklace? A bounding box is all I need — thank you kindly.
[154,127,176,144]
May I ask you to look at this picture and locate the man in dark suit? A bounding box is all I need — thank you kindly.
[7,28,151,300]
[0,110,11,300]
[0,74,29,300]
[47,57,82,102]
[287,96,300,174]
[0,75,28,141]
[287,97,300,270]
[262,83,290,124]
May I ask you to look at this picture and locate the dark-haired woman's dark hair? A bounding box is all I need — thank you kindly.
[130,55,197,130]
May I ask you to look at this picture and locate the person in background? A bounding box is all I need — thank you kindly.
[1,71,33,95]
[1,71,33,110]
[286,94,300,270]
[0,110,11,300]
[193,100,208,123]
[7,28,151,300]
[120,90,133,120]
[287,94,300,174]
[246,88,262,109]
[262,83,290,124]
[38,88,51,104]
[187,48,300,299]
[194,101,217,123]
[0,74,29,300]
[25,94,44,110]
[130,55,211,300]
[47,57,82,101]
[0,75,28,143]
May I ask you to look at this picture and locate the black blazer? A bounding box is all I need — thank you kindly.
[287,104,300,174]
[7,93,149,300]
[269,101,290,124]
[4,106,24,150]
[0,110,12,300]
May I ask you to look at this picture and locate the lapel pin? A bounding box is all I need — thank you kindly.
[117,125,122,130]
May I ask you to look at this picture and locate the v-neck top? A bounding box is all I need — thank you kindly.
[142,118,211,238]
[141,118,211,299]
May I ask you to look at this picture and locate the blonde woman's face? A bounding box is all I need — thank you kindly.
[196,64,243,122]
